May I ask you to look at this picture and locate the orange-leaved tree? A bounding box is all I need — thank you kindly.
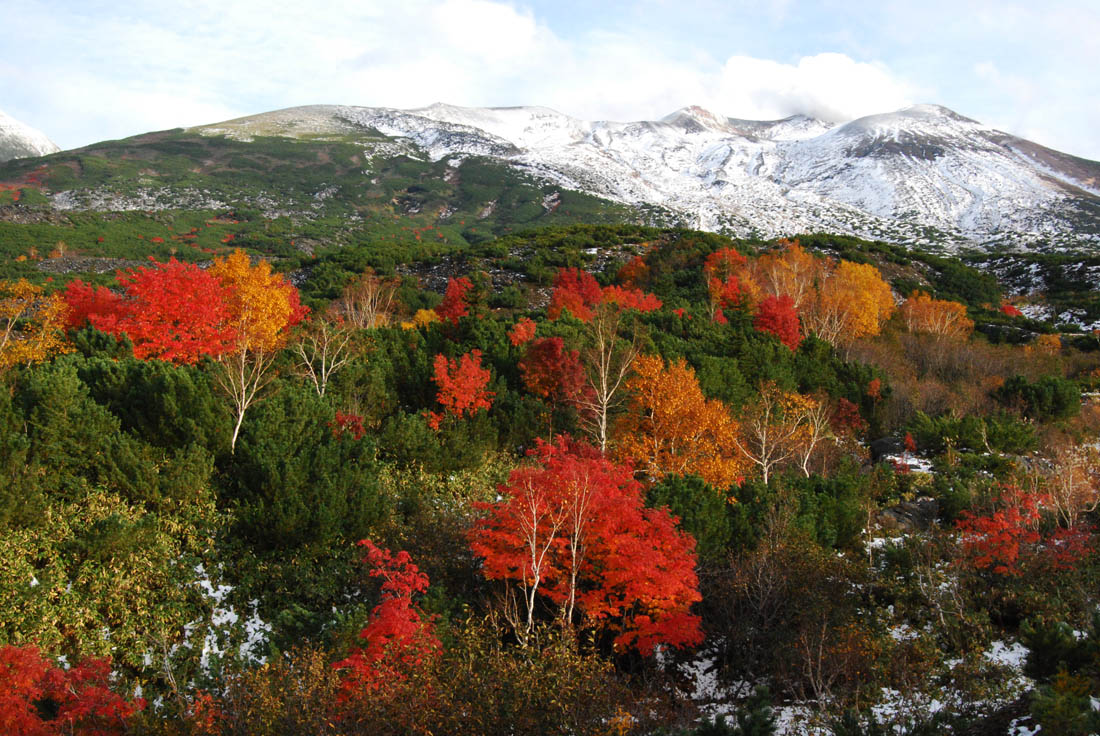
[469,436,703,654]
[427,349,494,430]
[899,291,974,338]
[615,355,746,492]
[208,249,309,451]
[0,279,71,370]
[508,317,537,347]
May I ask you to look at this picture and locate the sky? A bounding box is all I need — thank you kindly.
[3,0,1099,159]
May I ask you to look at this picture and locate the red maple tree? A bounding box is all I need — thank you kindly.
[601,285,662,313]
[547,268,603,321]
[753,294,801,350]
[469,436,703,654]
[956,487,1042,576]
[0,645,144,735]
[334,540,440,698]
[548,267,663,322]
[508,317,537,347]
[61,281,126,330]
[434,277,473,326]
[519,337,587,405]
[427,349,494,430]
[63,259,238,363]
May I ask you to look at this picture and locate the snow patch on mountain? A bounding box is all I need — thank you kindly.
[0,109,60,162]
[192,103,1100,251]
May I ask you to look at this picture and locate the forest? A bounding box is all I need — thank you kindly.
[1,224,1099,735]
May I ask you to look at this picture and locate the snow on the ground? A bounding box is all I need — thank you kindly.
[189,564,271,670]
[985,640,1029,670]
[882,453,936,473]
[1008,716,1041,735]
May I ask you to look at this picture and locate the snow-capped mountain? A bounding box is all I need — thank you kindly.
[0,109,60,162]
[194,103,1100,249]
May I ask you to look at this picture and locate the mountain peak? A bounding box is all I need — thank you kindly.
[0,109,61,162]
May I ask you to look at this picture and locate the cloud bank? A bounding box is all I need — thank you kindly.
[5,0,915,149]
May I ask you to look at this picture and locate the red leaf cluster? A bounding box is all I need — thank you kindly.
[1000,302,1023,317]
[428,350,494,430]
[547,268,603,321]
[64,259,238,363]
[330,411,366,441]
[61,281,127,331]
[617,255,649,288]
[753,294,801,350]
[519,337,587,404]
[434,277,473,326]
[601,285,662,313]
[956,487,1042,576]
[0,645,144,735]
[508,317,537,347]
[334,541,440,698]
[469,436,703,654]
[548,268,663,322]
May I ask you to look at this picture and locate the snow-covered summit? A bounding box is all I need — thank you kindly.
[0,109,60,162]
[193,102,1100,250]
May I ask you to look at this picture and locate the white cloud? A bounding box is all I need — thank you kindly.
[0,1,979,149]
[713,53,915,122]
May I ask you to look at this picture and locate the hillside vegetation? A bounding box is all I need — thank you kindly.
[1,223,1099,734]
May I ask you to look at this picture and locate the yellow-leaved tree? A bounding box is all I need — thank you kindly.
[615,355,747,493]
[208,250,308,451]
[732,382,824,484]
[0,279,71,370]
[803,260,895,347]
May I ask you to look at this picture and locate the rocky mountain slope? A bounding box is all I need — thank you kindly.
[192,103,1100,251]
[0,109,60,162]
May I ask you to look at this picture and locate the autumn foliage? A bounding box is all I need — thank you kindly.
[754,294,802,350]
[469,437,703,654]
[0,645,143,735]
[508,316,537,347]
[428,349,494,429]
[956,487,1042,576]
[0,279,71,370]
[899,291,974,338]
[548,268,603,321]
[208,249,308,353]
[548,268,662,322]
[65,260,237,363]
[63,251,306,364]
[704,247,756,317]
[519,337,587,405]
[434,276,473,326]
[615,355,746,491]
[335,541,440,698]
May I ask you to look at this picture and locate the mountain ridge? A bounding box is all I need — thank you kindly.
[186,102,1100,250]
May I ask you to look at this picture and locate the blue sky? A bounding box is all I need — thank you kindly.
[3,0,1099,159]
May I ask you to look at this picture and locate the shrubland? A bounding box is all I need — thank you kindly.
[0,227,1098,734]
